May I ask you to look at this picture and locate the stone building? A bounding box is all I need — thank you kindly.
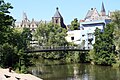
[52,7,66,28]
[15,7,66,30]
[15,12,39,32]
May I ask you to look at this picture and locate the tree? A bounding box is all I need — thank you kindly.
[0,0,16,68]
[34,22,68,59]
[11,28,32,70]
[0,43,18,68]
[111,10,120,51]
[0,0,32,71]
[93,24,116,65]
[35,22,68,46]
[11,28,32,50]
[70,18,80,30]
[21,28,32,50]
[0,0,14,44]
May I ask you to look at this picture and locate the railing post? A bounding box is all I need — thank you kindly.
[64,43,66,52]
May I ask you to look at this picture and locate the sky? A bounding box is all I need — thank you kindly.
[5,0,120,25]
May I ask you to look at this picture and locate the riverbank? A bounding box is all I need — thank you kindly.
[0,68,42,80]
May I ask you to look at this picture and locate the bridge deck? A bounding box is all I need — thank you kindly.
[25,46,90,53]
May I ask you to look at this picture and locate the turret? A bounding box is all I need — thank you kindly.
[52,7,66,28]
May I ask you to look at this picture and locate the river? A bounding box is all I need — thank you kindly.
[28,59,120,80]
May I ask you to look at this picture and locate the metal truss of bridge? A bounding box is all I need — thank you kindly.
[25,46,90,53]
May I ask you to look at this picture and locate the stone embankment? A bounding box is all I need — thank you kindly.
[0,68,42,80]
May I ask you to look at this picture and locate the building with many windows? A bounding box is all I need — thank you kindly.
[15,12,39,32]
[15,7,66,30]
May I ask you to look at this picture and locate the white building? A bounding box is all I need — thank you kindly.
[66,30,86,49]
[80,19,111,49]
[66,19,111,49]
[66,2,111,49]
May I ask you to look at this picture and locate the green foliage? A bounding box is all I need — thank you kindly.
[12,28,32,71]
[20,28,32,50]
[0,0,32,72]
[0,0,13,13]
[0,0,14,44]
[35,22,83,63]
[111,10,120,51]
[10,28,32,50]
[0,28,32,69]
[0,43,18,68]
[35,22,67,46]
[0,0,16,68]
[111,10,120,27]
[79,52,89,63]
[93,24,116,65]
[65,51,80,63]
[109,10,120,67]
[34,22,68,59]
[34,22,88,63]
[70,18,80,30]
[87,49,95,63]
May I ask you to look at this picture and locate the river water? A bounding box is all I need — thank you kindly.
[28,59,120,80]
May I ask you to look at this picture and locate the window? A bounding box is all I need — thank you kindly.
[71,37,74,40]
[32,24,34,27]
[56,19,58,23]
[32,28,35,32]
[82,34,85,37]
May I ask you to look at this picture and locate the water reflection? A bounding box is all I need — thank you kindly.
[28,59,120,80]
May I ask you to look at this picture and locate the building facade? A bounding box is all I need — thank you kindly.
[52,7,66,28]
[15,7,66,30]
[84,2,110,22]
[15,12,39,32]
[80,19,111,49]
[66,2,111,49]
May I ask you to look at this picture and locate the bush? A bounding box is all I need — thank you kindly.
[0,43,19,68]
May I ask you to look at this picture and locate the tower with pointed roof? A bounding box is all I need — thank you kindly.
[21,12,30,28]
[52,7,66,28]
[101,2,106,16]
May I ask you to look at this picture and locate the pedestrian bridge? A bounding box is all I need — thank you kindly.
[25,46,90,53]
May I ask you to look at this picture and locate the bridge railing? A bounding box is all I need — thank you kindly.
[25,46,90,53]
[32,46,85,50]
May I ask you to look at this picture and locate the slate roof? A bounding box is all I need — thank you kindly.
[101,2,105,12]
[53,7,63,18]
